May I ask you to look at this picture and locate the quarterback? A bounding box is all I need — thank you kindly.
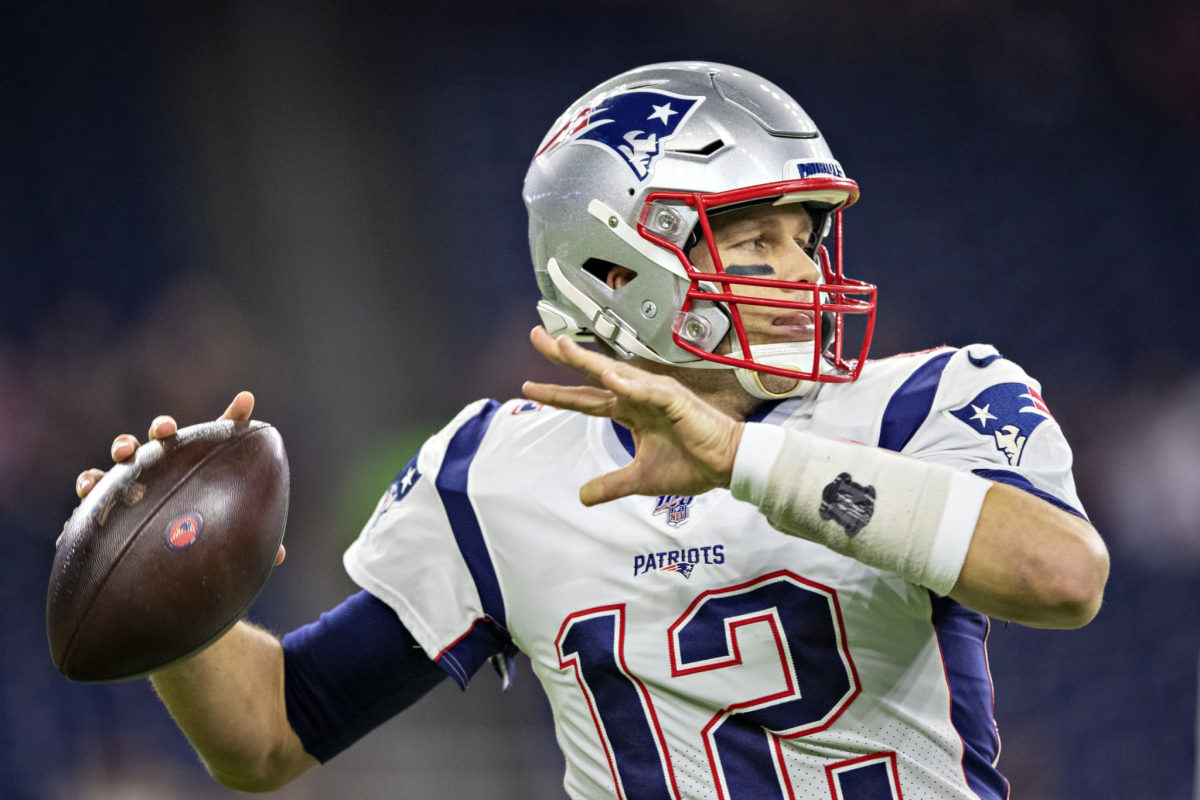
[76,63,1108,798]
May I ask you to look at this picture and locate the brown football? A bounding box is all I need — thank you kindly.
[47,420,289,682]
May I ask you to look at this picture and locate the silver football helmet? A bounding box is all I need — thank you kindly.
[523,61,876,398]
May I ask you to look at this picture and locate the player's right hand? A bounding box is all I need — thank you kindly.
[72,391,286,565]
[523,327,744,506]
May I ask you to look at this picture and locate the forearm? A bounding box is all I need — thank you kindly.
[732,425,1108,628]
[732,424,984,595]
[150,620,317,791]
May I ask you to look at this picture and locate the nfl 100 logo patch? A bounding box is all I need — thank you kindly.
[653,495,694,527]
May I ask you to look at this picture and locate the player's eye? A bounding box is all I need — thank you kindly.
[730,236,767,251]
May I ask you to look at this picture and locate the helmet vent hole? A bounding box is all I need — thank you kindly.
[668,138,725,156]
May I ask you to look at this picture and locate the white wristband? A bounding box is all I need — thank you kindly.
[731,422,787,504]
[731,424,990,595]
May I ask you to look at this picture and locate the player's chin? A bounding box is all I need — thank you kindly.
[759,372,803,395]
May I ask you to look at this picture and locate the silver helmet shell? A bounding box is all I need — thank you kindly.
[523,61,876,396]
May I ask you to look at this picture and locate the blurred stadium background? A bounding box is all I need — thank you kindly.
[3,1,1198,797]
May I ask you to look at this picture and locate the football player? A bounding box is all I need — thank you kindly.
[76,62,1108,798]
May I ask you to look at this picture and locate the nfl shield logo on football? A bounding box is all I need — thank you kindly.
[653,495,695,527]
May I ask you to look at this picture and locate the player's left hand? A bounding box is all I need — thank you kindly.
[523,326,744,506]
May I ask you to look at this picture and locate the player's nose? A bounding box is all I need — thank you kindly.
[775,241,822,286]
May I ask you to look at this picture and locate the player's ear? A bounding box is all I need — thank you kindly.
[581,259,637,290]
[605,265,637,290]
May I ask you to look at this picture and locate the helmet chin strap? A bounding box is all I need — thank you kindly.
[731,342,821,400]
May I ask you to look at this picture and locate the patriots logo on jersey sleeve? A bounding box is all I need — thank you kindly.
[535,89,704,180]
[381,454,422,513]
[949,383,1054,466]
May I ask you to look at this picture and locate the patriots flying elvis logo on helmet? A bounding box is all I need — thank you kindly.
[950,383,1054,466]
[534,89,704,180]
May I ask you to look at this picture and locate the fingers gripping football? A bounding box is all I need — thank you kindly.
[71,392,284,567]
[219,391,255,424]
[76,392,256,497]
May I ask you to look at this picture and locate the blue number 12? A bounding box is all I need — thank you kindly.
[556,570,902,800]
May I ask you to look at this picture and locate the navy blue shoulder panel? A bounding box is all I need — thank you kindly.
[434,399,508,628]
[878,350,955,452]
[282,591,447,763]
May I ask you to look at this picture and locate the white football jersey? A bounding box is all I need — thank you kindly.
[344,345,1084,800]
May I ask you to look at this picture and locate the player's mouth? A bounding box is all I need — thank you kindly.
[769,311,816,340]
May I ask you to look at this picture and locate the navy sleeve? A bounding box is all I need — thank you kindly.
[971,468,1089,521]
[281,590,447,763]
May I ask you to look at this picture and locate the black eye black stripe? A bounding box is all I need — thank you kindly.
[722,264,775,277]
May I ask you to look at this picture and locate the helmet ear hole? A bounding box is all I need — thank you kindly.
[582,259,637,290]
[581,258,614,281]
